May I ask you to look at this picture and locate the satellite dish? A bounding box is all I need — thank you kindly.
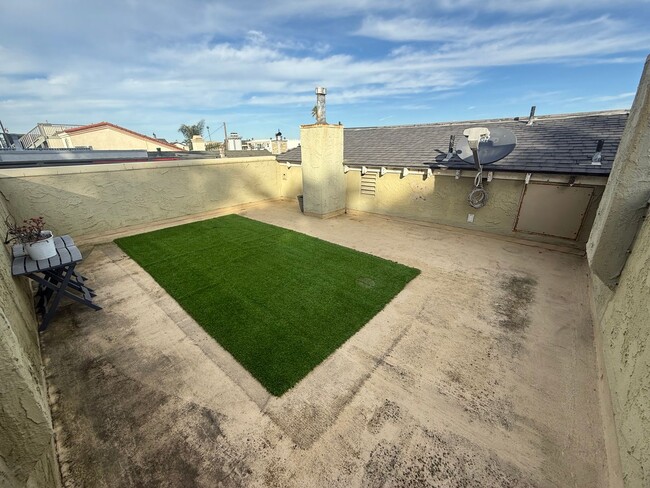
[455,127,516,165]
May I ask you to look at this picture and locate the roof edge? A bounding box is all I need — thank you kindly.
[347,109,630,131]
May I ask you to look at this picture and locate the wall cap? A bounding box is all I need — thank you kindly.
[0,156,278,178]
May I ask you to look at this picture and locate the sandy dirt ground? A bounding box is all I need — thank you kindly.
[41,200,608,487]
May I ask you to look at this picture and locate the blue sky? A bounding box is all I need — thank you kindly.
[1,0,649,142]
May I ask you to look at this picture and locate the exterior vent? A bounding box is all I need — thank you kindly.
[360,172,377,197]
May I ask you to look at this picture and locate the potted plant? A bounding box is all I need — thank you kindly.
[4,216,57,260]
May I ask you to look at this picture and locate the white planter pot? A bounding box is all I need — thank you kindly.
[25,231,56,260]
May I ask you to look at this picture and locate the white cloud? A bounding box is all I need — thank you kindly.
[356,15,650,66]
[0,1,647,138]
[430,0,647,13]
[591,92,636,102]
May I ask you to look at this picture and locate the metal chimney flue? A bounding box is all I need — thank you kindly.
[527,105,536,126]
[592,139,605,165]
[441,135,456,162]
[315,87,327,124]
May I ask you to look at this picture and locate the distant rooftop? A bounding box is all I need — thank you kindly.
[281,110,629,175]
[64,122,181,151]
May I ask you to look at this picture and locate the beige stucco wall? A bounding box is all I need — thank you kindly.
[346,170,606,248]
[270,140,287,155]
[0,157,280,238]
[590,214,650,487]
[45,136,69,149]
[0,198,60,487]
[588,58,650,290]
[278,164,303,201]
[63,127,174,151]
[300,124,346,218]
[587,55,650,488]
[190,136,206,151]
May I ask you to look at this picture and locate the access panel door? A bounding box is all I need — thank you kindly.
[515,183,593,240]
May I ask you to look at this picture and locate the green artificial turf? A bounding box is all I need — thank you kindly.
[115,214,420,396]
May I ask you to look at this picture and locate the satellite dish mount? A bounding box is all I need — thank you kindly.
[463,127,490,170]
[463,127,490,209]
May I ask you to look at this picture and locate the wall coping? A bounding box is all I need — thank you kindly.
[0,156,278,178]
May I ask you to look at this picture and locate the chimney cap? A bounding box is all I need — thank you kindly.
[315,87,327,95]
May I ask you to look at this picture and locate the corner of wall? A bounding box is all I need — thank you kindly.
[588,273,624,488]
[586,54,650,488]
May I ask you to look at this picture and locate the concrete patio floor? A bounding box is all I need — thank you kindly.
[41,200,608,487]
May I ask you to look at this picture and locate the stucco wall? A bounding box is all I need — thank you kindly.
[278,164,303,200]
[346,170,605,248]
[0,157,280,238]
[300,124,345,218]
[588,58,650,289]
[590,213,650,487]
[0,197,60,487]
[587,56,650,488]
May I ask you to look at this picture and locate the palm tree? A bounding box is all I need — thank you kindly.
[311,105,318,121]
[178,119,205,144]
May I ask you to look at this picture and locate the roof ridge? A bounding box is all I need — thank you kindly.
[347,109,630,131]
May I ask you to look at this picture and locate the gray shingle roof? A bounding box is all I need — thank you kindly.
[279,110,628,175]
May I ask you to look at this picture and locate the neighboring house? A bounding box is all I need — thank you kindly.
[280,109,628,245]
[189,135,206,151]
[171,141,189,150]
[227,132,243,151]
[18,123,81,149]
[246,131,300,155]
[56,122,183,151]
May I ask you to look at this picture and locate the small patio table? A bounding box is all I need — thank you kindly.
[12,235,101,331]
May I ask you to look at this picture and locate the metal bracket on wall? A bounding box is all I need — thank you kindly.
[525,173,532,185]
[345,165,439,179]
[487,171,493,182]
[455,170,461,180]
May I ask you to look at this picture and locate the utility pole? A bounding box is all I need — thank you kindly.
[207,122,228,148]
[223,122,228,148]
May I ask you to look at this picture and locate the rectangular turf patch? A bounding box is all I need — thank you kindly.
[115,214,420,396]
